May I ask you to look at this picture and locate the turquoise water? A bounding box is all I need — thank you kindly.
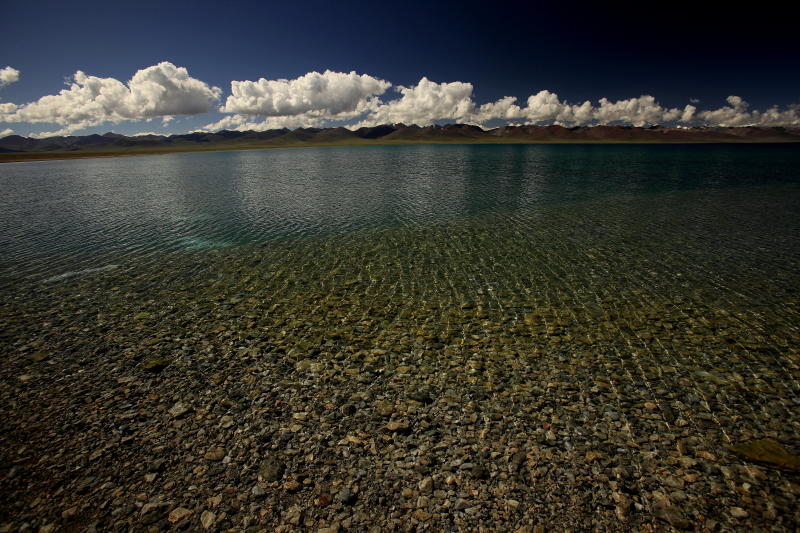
[1,143,798,283]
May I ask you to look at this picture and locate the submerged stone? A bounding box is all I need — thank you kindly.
[142,357,173,373]
[259,457,285,482]
[729,439,800,472]
[168,401,190,418]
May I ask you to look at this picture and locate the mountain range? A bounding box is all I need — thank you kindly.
[1,124,799,161]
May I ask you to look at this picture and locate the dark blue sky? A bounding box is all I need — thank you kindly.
[1,0,798,135]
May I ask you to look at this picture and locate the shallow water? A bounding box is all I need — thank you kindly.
[3,144,799,418]
[2,144,800,529]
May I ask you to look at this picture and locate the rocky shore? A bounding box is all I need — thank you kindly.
[2,192,799,532]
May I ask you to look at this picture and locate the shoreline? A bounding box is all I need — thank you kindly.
[2,137,799,164]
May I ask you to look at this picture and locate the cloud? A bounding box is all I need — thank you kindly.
[2,62,220,134]
[221,70,390,117]
[472,96,525,123]
[199,70,391,132]
[354,77,477,127]
[352,87,695,127]
[517,90,594,125]
[28,123,93,138]
[3,65,800,134]
[755,104,800,127]
[0,66,19,87]
[477,91,690,127]
[524,90,570,122]
[697,95,753,126]
[201,112,332,132]
[592,95,688,126]
[351,83,699,129]
[696,96,800,127]
[0,127,13,137]
[680,105,696,123]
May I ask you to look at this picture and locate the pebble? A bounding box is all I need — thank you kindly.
[730,507,749,519]
[168,402,190,418]
[284,506,303,526]
[139,502,169,524]
[335,487,355,505]
[585,451,604,462]
[283,480,301,492]
[472,464,488,479]
[386,421,410,434]
[168,507,192,523]
[204,447,226,461]
[454,498,472,511]
[259,457,285,482]
[418,477,434,493]
[652,500,690,529]
[200,510,216,529]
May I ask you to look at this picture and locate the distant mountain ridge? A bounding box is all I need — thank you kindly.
[1,124,799,158]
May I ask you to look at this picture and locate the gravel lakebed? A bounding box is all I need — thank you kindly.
[2,190,800,532]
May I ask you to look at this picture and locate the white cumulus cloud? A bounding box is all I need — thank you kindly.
[697,95,753,126]
[524,90,571,123]
[0,66,19,87]
[28,122,101,138]
[0,127,13,137]
[0,102,17,115]
[201,112,331,132]
[351,84,700,129]
[4,65,800,135]
[695,96,800,127]
[472,96,525,123]
[202,70,391,132]
[681,105,696,123]
[355,78,476,127]
[592,95,690,126]
[221,70,390,117]
[2,62,220,134]
[756,104,800,126]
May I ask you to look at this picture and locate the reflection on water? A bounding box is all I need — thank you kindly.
[0,144,798,282]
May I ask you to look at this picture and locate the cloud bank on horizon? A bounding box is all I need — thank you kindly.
[1,62,799,138]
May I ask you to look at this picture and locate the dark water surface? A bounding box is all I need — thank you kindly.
[1,144,799,283]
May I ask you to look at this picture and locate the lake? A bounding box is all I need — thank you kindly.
[1,143,799,284]
[1,143,799,530]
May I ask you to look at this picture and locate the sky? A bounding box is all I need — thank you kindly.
[1,0,799,137]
